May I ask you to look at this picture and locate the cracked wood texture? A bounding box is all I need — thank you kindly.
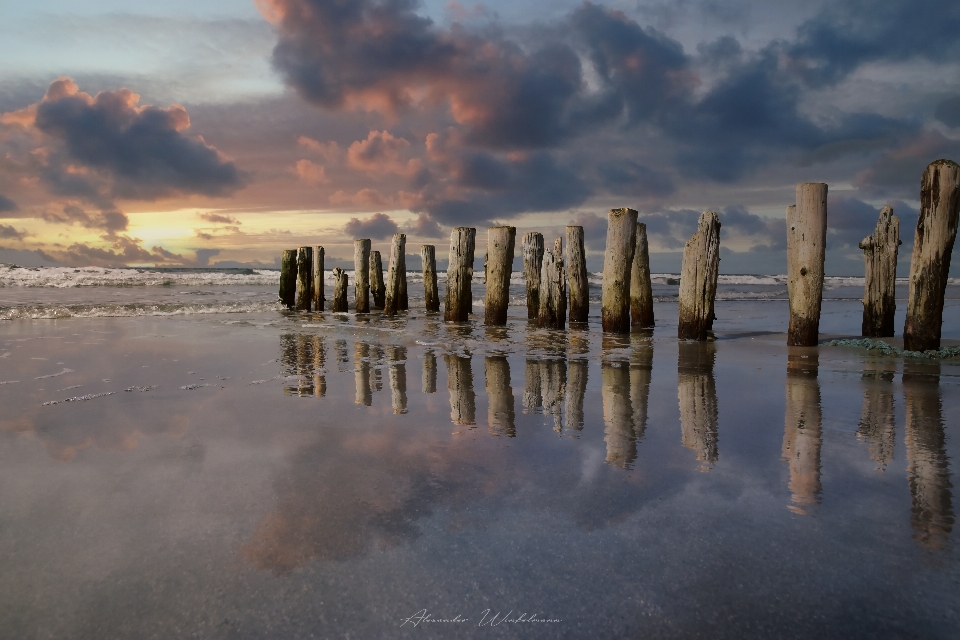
[421,244,440,312]
[566,226,589,324]
[385,233,406,316]
[332,268,348,312]
[295,246,313,312]
[601,208,638,333]
[353,239,370,313]
[444,227,476,322]
[484,226,516,326]
[312,245,325,310]
[521,232,544,320]
[904,159,960,351]
[630,222,655,328]
[370,250,385,310]
[677,211,721,341]
[859,207,900,337]
[279,249,297,309]
[538,237,567,329]
[787,183,828,346]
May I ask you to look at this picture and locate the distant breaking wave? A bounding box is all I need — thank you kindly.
[0,300,284,320]
[0,265,280,288]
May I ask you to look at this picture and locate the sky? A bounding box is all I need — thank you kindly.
[1,0,959,274]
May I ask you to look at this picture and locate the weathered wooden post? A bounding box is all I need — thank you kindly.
[332,268,348,312]
[444,227,476,321]
[484,226,516,325]
[565,359,588,432]
[630,223,654,328]
[601,208,638,333]
[859,207,900,337]
[445,354,475,425]
[677,341,719,467]
[312,245,325,311]
[296,246,313,311]
[522,232,544,320]
[786,183,828,346]
[677,211,721,340]
[565,226,589,324]
[398,248,408,311]
[354,239,370,313]
[538,237,567,329]
[385,233,405,316]
[279,249,297,308]
[422,350,437,393]
[485,355,515,437]
[421,245,440,312]
[602,360,636,469]
[904,159,960,351]
[370,250,385,310]
[388,346,407,414]
[783,348,822,515]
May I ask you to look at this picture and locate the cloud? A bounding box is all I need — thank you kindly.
[405,212,444,238]
[57,235,185,267]
[343,211,400,239]
[347,130,422,176]
[40,204,129,234]
[294,158,329,184]
[197,212,240,225]
[935,96,960,128]
[194,248,221,266]
[569,211,608,250]
[0,194,18,212]
[0,224,27,240]
[854,131,960,198]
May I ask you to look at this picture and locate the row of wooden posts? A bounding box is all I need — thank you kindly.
[279,159,960,351]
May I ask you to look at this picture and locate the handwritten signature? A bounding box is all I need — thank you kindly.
[400,609,561,627]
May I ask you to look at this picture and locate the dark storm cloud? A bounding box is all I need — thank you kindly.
[935,96,960,128]
[0,194,18,212]
[40,204,129,234]
[597,160,675,198]
[343,211,400,239]
[855,132,960,198]
[828,196,918,250]
[194,248,221,266]
[0,224,27,240]
[59,235,183,267]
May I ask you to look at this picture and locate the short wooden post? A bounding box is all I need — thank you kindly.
[601,208,638,333]
[522,232,544,319]
[296,246,313,311]
[370,250,385,310]
[354,239,370,313]
[859,206,900,337]
[444,227,476,322]
[677,211,721,340]
[421,245,440,312]
[538,237,566,329]
[783,348,822,515]
[312,245,325,310]
[385,233,405,316]
[388,346,407,414]
[678,342,718,467]
[565,359,588,431]
[602,360,636,468]
[787,183,828,346]
[279,249,297,308]
[630,223,654,328]
[445,354,475,425]
[332,268,348,312]
[485,355,515,437]
[904,159,960,351]
[484,226,516,325]
[422,350,437,393]
[565,226,589,324]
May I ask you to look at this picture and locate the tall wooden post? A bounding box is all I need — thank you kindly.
[787,183,828,346]
[904,159,960,351]
[354,239,370,314]
[630,223,654,328]
[565,226,589,324]
[312,246,325,311]
[444,227,476,322]
[538,237,566,329]
[859,206,900,337]
[421,245,440,312]
[370,250,385,310]
[332,268,348,312]
[296,246,313,311]
[485,355,515,437]
[677,211,721,340]
[522,232,544,320]
[279,249,297,309]
[601,208,638,333]
[385,233,405,316]
[484,226,516,326]
[399,248,408,311]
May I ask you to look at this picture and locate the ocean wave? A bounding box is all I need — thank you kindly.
[0,300,284,320]
[0,265,279,288]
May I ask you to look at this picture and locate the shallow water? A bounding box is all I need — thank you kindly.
[0,295,958,638]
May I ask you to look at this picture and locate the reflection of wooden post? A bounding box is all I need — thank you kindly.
[630,223,654,328]
[354,239,370,314]
[904,160,960,351]
[602,361,636,468]
[857,368,895,468]
[445,227,476,322]
[522,232,544,319]
[630,338,653,440]
[787,183,828,346]
[566,226,589,324]
[782,348,822,514]
[388,346,407,414]
[385,233,405,316]
[421,245,440,312]
[332,268,348,312]
[354,342,372,406]
[522,359,542,413]
[601,208,638,333]
[677,342,718,467]
[280,249,297,308]
[678,212,721,340]
[370,250,385,310]
[312,335,326,397]
[565,359,588,432]
[484,226,516,326]
[903,362,953,549]
[859,207,900,337]
[422,350,437,393]
[445,354,475,425]
[538,237,566,329]
[541,358,567,433]
[485,356,515,436]
[312,246,325,310]
[296,246,313,311]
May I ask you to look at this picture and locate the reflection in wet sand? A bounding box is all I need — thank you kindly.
[388,346,407,414]
[422,350,437,393]
[602,361,636,469]
[354,342,372,406]
[540,359,567,432]
[565,358,588,432]
[335,339,350,372]
[522,359,542,414]
[445,354,476,425]
[630,338,653,442]
[677,342,718,468]
[782,349,822,515]
[485,356,515,436]
[281,334,326,397]
[857,368,895,469]
[903,363,954,550]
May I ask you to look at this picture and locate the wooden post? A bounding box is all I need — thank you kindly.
[485,355,515,437]
[444,227,476,322]
[296,246,313,311]
[783,348,822,515]
[601,208,638,333]
[385,233,405,316]
[484,226,516,325]
[279,249,297,309]
[388,346,407,414]
[522,232,544,319]
[859,207,900,337]
[565,226,589,324]
[398,247,408,311]
[602,360,636,468]
[904,159,960,351]
[630,223,654,328]
[677,211,721,340]
[538,237,566,329]
[421,245,440,312]
[312,246,325,310]
[370,250,385,310]
[787,183,828,346]
[354,239,370,314]
[677,341,718,467]
[565,359,588,432]
[332,267,348,312]
[445,354,475,425]
[422,350,437,393]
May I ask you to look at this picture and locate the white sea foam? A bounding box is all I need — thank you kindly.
[0,300,284,320]
[0,265,279,288]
